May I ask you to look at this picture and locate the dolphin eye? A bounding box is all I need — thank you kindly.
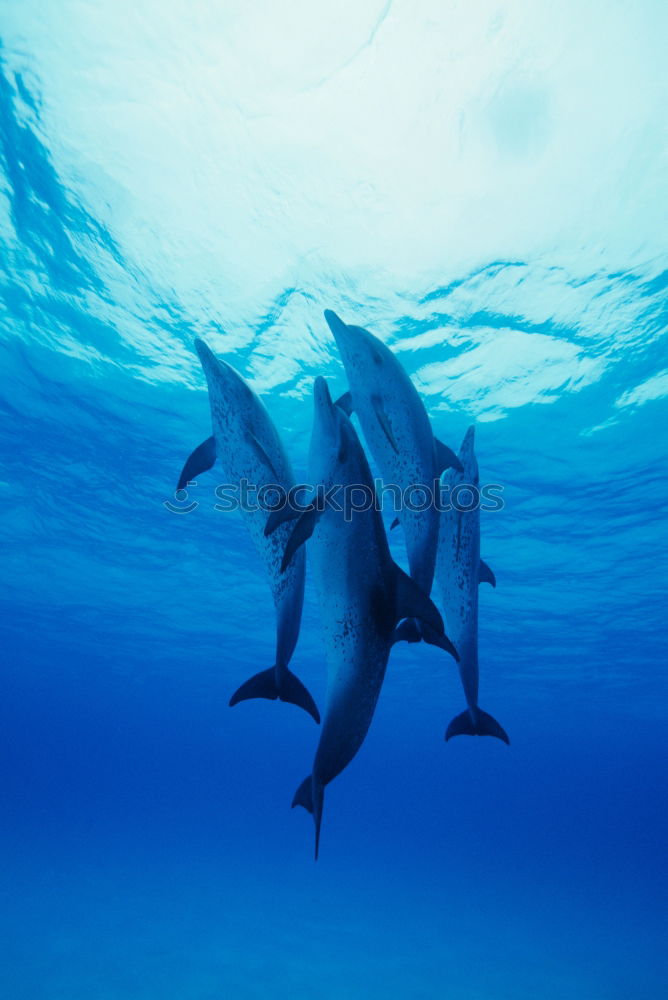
[372,350,383,366]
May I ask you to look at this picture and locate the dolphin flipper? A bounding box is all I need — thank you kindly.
[281,504,322,573]
[479,560,496,587]
[247,430,281,482]
[445,709,510,744]
[264,505,302,536]
[372,396,399,453]
[434,437,464,475]
[292,775,324,860]
[229,666,320,723]
[335,391,354,416]
[177,435,216,490]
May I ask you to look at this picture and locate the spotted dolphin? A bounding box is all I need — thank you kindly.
[437,426,508,744]
[323,309,461,649]
[268,377,457,857]
[177,338,319,723]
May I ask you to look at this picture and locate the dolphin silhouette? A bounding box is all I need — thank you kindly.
[323,309,461,650]
[437,426,508,744]
[177,338,319,723]
[268,377,457,857]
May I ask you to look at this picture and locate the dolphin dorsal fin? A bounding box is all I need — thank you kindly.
[335,390,354,416]
[479,559,496,587]
[434,437,463,475]
[372,395,399,453]
[177,435,216,491]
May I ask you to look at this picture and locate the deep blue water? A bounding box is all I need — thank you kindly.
[1,3,667,997]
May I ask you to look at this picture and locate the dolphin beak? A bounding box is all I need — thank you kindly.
[194,337,219,380]
[324,309,350,350]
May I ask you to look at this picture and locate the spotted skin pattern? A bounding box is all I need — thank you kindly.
[193,339,305,685]
[436,426,509,744]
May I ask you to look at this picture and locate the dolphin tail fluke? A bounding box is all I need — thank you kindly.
[393,566,442,634]
[292,775,324,860]
[392,619,422,644]
[278,669,320,723]
[445,709,510,744]
[420,621,460,662]
[177,435,216,491]
[229,667,320,724]
[392,618,459,662]
[392,567,459,662]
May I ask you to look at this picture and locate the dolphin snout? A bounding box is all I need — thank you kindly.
[313,376,338,440]
[313,375,333,410]
[194,337,217,373]
[462,426,475,450]
[324,309,349,347]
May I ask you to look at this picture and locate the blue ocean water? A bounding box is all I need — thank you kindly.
[1,2,667,997]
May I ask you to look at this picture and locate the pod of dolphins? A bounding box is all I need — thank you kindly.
[177,310,509,859]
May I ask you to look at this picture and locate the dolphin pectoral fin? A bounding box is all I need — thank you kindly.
[292,776,313,813]
[292,775,324,860]
[372,396,399,453]
[389,517,400,531]
[229,666,320,723]
[434,437,463,475]
[334,390,354,416]
[479,559,496,587]
[247,430,281,482]
[264,506,301,537]
[281,504,321,573]
[445,709,509,744]
[177,435,216,490]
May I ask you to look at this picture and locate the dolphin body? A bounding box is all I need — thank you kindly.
[270,377,457,857]
[436,427,508,744]
[177,338,319,723]
[323,309,461,649]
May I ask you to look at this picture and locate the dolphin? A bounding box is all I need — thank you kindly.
[323,309,461,649]
[177,338,319,723]
[436,426,508,744]
[268,377,457,857]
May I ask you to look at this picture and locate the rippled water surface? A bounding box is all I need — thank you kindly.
[1,2,667,997]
